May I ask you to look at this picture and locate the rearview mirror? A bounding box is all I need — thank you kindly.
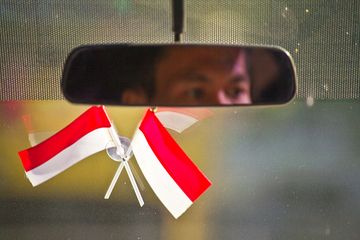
[62,44,296,106]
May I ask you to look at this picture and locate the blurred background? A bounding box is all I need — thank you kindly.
[0,1,359,239]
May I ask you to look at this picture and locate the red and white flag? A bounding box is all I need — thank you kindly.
[25,108,213,146]
[18,106,115,187]
[131,109,211,218]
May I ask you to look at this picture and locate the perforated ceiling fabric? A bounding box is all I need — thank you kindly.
[0,0,359,100]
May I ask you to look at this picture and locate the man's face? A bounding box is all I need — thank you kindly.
[151,46,251,105]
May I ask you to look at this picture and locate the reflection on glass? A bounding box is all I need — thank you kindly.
[62,45,296,106]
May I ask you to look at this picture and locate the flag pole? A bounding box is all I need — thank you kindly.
[104,162,124,199]
[124,159,144,206]
[105,123,144,206]
[128,160,145,191]
[108,121,125,156]
[123,144,144,206]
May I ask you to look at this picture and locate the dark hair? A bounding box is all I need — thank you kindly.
[104,46,165,101]
[260,51,295,103]
[68,46,165,103]
[248,49,295,104]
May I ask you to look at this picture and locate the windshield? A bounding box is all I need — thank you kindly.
[0,1,359,239]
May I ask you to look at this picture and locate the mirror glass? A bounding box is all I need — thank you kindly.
[62,44,296,106]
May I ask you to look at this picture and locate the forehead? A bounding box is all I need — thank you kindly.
[159,46,244,65]
[155,46,247,79]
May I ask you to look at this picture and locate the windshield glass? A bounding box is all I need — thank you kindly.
[1,1,359,239]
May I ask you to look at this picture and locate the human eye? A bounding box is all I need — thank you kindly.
[225,86,245,99]
[185,87,205,100]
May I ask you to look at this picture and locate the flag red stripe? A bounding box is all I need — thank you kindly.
[139,110,211,202]
[18,106,111,171]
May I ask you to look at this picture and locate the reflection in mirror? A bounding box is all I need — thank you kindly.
[62,45,296,106]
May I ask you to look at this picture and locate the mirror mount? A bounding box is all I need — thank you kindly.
[172,0,185,42]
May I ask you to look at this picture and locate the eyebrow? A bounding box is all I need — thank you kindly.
[229,75,248,84]
[169,71,210,84]
[167,69,249,87]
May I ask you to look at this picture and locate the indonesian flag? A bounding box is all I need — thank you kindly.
[24,108,213,146]
[18,106,115,187]
[131,109,211,218]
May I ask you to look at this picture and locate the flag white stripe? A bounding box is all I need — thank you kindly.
[132,129,192,218]
[156,111,198,133]
[26,128,114,187]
